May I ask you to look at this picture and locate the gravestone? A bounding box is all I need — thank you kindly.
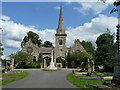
[88,58,91,73]
[10,58,14,73]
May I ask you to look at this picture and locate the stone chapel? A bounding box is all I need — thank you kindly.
[21,6,86,68]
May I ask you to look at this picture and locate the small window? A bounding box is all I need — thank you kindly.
[59,40,63,45]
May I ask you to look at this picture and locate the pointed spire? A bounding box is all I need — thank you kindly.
[57,5,65,34]
[59,5,63,24]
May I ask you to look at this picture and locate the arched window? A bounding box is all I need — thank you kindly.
[59,40,63,45]
[33,56,36,62]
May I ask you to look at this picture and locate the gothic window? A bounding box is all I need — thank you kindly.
[59,40,63,45]
[27,47,33,54]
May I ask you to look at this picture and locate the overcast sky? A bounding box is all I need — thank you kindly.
[0,1,118,59]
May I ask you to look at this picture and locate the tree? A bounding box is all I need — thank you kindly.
[80,40,95,57]
[21,31,42,48]
[95,29,115,72]
[100,0,120,13]
[9,52,32,68]
[66,51,93,68]
[0,42,4,61]
[42,41,53,47]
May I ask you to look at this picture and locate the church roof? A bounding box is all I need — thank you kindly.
[39,47,53,54]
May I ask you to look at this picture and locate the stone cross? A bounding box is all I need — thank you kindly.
[10,58,14,73]
[88,58,91,73]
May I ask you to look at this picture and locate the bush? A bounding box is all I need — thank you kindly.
[24,62,41,68]
[103,72,114,76]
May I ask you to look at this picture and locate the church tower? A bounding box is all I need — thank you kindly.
[54,6,67,64]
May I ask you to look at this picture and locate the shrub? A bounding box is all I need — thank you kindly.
[24,62,41,68]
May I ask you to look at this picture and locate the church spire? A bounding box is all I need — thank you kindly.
[56,6,65,34]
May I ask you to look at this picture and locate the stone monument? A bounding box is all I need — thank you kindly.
[88,58,91,73]
[10,58,14,73]
[47,50,57,70]
[113,24,120,86]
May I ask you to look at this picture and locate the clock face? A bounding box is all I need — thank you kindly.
[27,47,33,53]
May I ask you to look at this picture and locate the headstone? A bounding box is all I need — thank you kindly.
[88,58,91,73]
[10,58,14,73]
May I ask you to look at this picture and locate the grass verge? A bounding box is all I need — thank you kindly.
[66,73,111,88]
[1,70,29,86]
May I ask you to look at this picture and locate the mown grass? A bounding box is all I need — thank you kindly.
[1,70,29,86]
[66,73,111,88]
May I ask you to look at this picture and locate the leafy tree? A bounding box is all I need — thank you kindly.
[9,52,32,68]
[95,29,115,72]
[0,42,4,61]
[100,0,120,13]
[80,40,95,57]
[66,51,93,68]
[56,57,65,67]
[21,31,42,48]
[42,41,53,47]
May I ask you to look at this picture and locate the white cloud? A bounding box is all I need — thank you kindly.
[0,15,10,21]
[0,15,55,51]
[74,2,109,15]
[66,14,117,46]
[0,14,117,58]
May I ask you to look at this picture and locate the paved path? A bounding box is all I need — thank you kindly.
[3,70,77,88]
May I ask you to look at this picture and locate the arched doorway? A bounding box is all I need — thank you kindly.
[43,57,51,68]
[56,57,65,68]
[33,56,36,62]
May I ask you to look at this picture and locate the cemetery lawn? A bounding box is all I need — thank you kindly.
[66,73,111,88]
[1,70,29,86]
